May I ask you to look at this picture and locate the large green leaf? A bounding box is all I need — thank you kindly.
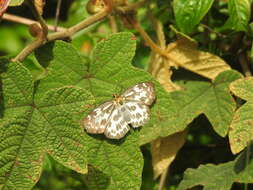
[165,70,242,138]
[177,145,253,190]
[34,33,172,189]
[33,32,242,189]
[0,61,94,190]
[173,0,214,34]
[222,0,251,32]
[229,77,253,154]
[34,33,177,145]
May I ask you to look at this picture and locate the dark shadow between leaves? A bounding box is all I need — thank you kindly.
[34,41,55,68]
[0,57,8,118]
[84,164,110,190]
[234,142,253,174]
[86,132,128,146]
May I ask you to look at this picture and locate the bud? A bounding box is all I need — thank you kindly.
[29,23,42,38]
[86,0,106,14]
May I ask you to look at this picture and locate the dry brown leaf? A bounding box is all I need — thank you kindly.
[167,40,231,80]
[34,0,45,16]
[151,130,187,179]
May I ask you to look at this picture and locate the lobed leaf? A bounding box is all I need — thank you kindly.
[178,145,253,189]
[35,33,147,189]
[229,77,253,154]
[0,61,94,189]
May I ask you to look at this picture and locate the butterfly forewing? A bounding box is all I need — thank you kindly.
[122,82,155,105]
[82,101,114,134]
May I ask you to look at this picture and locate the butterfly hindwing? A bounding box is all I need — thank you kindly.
[122,101,150,128]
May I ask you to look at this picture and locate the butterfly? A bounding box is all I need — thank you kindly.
[81,82,155,139]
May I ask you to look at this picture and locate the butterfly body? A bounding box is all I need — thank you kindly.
[81,82,155,139]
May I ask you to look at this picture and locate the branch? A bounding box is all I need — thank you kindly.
[12,9,109,62]
[2,13,66,32]
[158,167,169,190]
[54,0,62,31]
[47,9,109,41]
[133,21,168,58]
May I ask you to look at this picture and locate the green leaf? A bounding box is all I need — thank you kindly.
[173,0,214,34]
[0,61,94,189]
[9,0,24,6]
[34,32,170,189]
[84,132,143,190]
[222,0,251,32]
[229,77,253,154]
[177,162,235,190]
[34,33,175,146]
[178,145,253,190]
[164,70,242,138]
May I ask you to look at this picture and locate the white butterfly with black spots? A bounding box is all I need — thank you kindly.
[81,82,155,139]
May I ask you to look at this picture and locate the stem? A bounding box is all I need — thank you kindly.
[28,0,48,37]
[158,167,169,190]
[133,21,167,57]
[54,0,62,31]
[12,9,109,62]
[108,15,118,33]
[239,53,252,77]
[2,13,66,31]
[47,9,108,41]
[12,38,44,62]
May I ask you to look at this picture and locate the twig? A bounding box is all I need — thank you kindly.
[158,167,169,190]
[28,0,48,37]
[133,21,167,57]
[108,15,118,33]
[12,9,109,62]
[47,9,109,41]
[54,0,62,31]
[2,13,66,31]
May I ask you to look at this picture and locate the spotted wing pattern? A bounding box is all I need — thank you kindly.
[122,82,155,105]
[121,101,150,128]
[82,82,155,139]
[104,105,130,139]
[82,101,114,134]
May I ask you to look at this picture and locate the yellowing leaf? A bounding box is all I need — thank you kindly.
[149,53,181,92]
[229,77,253,154]
[167,40,231,80]
[151,130,187,179]
[149,51,183,179]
